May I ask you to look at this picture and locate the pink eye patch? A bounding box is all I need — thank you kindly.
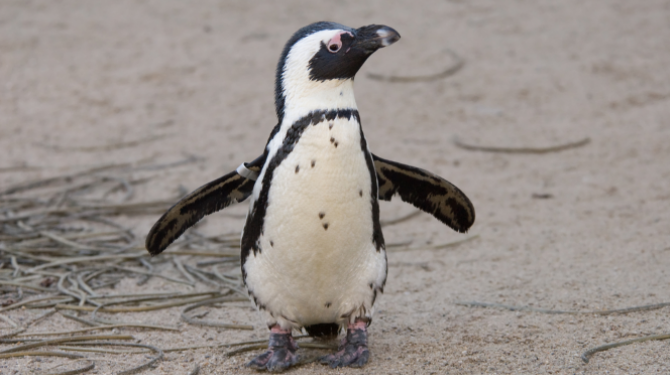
[327,31,353,53]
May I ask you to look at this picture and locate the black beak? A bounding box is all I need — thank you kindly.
[354,25,401,53]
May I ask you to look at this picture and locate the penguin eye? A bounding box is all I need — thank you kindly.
[328,41,341,53]
[326,32,350,54]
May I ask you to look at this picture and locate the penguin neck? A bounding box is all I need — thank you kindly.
[281,78,358,127]
[263,78,360,169]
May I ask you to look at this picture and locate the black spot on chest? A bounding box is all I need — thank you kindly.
[330,137,339,148]
[241,109,362,264]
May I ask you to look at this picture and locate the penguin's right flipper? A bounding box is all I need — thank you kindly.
[145,154,265,255]
[372,154,475,233]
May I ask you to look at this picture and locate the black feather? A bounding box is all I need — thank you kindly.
[145,155,266,255]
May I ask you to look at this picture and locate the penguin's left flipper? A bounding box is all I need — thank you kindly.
[145,154,266,256]
[372,153,475,233]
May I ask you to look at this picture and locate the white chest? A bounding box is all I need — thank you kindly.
[243,114,387,328]
[264,114,373,258]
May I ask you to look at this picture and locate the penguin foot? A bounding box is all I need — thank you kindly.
[247,327,299,372]
[320,320,369,368]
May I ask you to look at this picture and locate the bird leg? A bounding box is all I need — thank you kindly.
[320,319,370,368]
[247,325,299,372]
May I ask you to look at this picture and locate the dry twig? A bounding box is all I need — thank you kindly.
[453,137,590,154]
[181,296,254,330]
[389,235,479,252]
[455,300,670,315]
[581,333,670,363]
[367,49,464,83]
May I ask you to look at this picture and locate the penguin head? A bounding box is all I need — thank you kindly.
[275,22,400,123]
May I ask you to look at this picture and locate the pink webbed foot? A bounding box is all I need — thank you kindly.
[320,320,370,368]
[247,326,299,372]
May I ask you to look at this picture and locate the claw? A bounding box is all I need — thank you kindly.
[247,326,299,372]
[320,319,370,368]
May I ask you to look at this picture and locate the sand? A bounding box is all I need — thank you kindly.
[1,0,669,374]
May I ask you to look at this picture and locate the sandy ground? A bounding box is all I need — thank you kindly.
[1,0,670,374]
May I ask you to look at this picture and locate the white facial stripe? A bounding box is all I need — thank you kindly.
[279,30,358,123]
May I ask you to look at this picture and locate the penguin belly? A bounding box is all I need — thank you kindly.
[243,115,387,330]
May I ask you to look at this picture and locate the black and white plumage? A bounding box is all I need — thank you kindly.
[146,21,475,371]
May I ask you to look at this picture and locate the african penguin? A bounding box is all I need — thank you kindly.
[146,22,475,372]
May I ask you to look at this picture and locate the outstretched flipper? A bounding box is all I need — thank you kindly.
[145,154,266,255]
[146,152,474,255]
[372,154,475,232]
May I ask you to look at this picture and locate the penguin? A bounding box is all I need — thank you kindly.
[146,21,475,372]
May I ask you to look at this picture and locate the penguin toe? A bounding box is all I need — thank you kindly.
[247,351,272,370]
[247,329,300,372]
[319,352,341,368]
[247,348,300,372]
[320,321,371,368]
[319,343,369,368]
[319,353,337,368]
[247,350,273,370]
[267,348,300,372]
[347,346,370,367]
